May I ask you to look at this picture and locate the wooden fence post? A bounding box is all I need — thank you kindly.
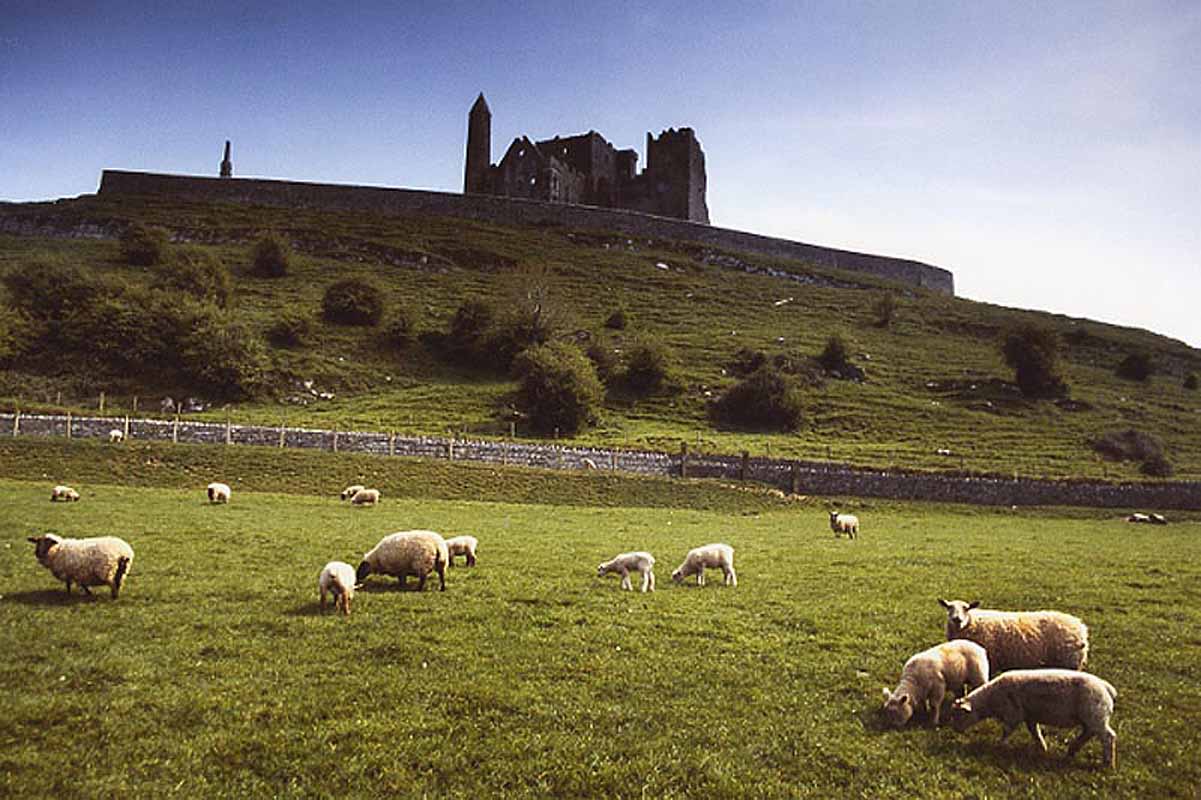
[790,461,800,495]
[279,425,286,448]
[13,411,20,437]
[680,442,689,479]
[225,416,232,445]
[172,414,179,443]
[66,411,72,439]
[99,392,105,413]
[132,396,138,414]
[448,437,455,461]
[388,431,395,456]
[123,415,130,442]
[332,430,339,453]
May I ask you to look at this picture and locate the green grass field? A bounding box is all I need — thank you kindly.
[2,447,1199,797]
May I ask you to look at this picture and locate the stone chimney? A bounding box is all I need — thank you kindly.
[220,140,233,178]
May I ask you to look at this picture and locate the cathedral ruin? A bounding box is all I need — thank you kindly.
[463,93,709,224]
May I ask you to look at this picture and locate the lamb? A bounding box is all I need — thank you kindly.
[207,482,231,504]
[939,599,1089,675]
[671,543,736,587]
[340,484,366,501]
[829,511,859,539]
[881,640,989,727]
[445,535,478,567]
[27,533,134,599]
[108,428,124,443]
[1125,513,1150,524]
[597,551,655,592]
[356,530,448,591]
[948,668,1118,769]
[318,561,357,615]
[50,485,80,502]
[350,488,380,506]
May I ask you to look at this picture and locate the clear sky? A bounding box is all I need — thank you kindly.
[3,1,1198,345]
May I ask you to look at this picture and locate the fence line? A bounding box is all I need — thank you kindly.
[3,412,1199,510]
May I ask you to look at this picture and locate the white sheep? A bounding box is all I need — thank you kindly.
[445,535,478,567]
[357,530,448,591]
[939,599,1089,675]
[1125,513,1150,524]
[50,485,80,502]
[350,488,380,506]
[318,561,357,615]
[829,511,859,539]
[881,640,989,728]
[949,668,1118,769]
[207,482,231,504]
[108,428,124,443]
[340,484,366,501]
[27,533,134,599]
[597,551,655,592]
[671,543,736,587]
[581,457,598,470]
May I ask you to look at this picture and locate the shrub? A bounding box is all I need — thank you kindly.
[383,307,416,349]
[266,311,312,348]
[446,298,496,363]
[709,367,804,432]
[2,259,103,350]
[154,247,232,308]
[0,307,31,366]
[178,308,268,400]
[120,223,170,267]
[729,347,767,378]
[872,292,897,328]
[604,308,628,330]
[322,279,384,326]
[511,341,604,435]
[622,337,679,395]
[1185,373,1199,391]
[817,335,850,373]
[1092,429,1164,463]
[1000,324,1068,398]
[1141,454,1174,478]
[490,309,555,370]
[250,232,292,278]
[1116,352,1154,382]
[585,341,619,384]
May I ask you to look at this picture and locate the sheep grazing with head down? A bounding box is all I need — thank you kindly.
[357,530,448,591]
[948,668,1118,769]
[27,533,134,599]
[672,543,736,587]
[50,485,80,502]
[597,551,656,592]
[881,640,989,728]
[939,599,1089,676]
[108,428,124,443]
[340,484,365,501]
[445,535,478,567]
[829,511,859,539]
[318,561,357,615]
[350,488,380,506]
[207,482,231,504]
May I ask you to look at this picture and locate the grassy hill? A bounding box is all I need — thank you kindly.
[2,193,1199,480]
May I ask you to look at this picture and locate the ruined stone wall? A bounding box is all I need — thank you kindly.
[97,170,954,293]
[8,412,1197,509]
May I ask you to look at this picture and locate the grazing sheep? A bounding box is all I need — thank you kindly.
[948,668,1118,769]
[881,640,990,727]
[581,457,598,470]
[1125,513,1151,524]
[939,599,1089,675]
[108,428,124,443]
[357,530,448,591]
[597,551,655,592]
[829,511,859,539]
[207,482,231,504]
[340,484,365,501]
[445,535,478,567]
[671,543,736,587]
[318,561,357,615]
[1149,513,1168,525]
[27,534,134,599]
[350,488,380,506]
[50,485,80,502]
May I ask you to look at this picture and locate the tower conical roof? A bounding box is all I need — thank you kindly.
[470,92,490,115]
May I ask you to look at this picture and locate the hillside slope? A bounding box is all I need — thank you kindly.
[1,193,1199,480]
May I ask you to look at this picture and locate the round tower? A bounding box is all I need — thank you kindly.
[464,93,491,194]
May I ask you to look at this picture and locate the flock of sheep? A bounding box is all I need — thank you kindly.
[30,484,1119,770]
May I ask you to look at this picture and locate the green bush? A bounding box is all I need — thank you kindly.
[604,308,628,330]
[1115,352,1154,382]
[511,341,604,435]
[585,341,619,384]
[250,232,292,278]
[322,279,384,326]
[1092,428,1163,463]
[1185,373,1199,391]
[490,309,555,370]
[872,291,897,328]
[0,307,31,366]
[2,259,104,351]
[709,367,804,432]
[817,335,850,373]
[446,298,496,363]
[383,307,416,349]
[178,308,268,400]
[120,223,170,267]
[1141,454,1174,478]
[1000,325,1068,398]
[153,247,232,308]
[266,311,313,348]
[622,337,679,395]
[729,347,767,378]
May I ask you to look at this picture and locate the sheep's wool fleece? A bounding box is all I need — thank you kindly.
[40,536,134,587]
[364,531,448,577]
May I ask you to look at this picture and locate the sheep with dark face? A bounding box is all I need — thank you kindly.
[939,599,1089,675]
[207,482,231,504]
[357,530,448,591]
[340,484,365,501]
[829,511,859,539]
[50,485,80,502]
[27,534,134,599]
[350,488,380,506]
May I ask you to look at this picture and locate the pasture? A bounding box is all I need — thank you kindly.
[2,477,1199,798]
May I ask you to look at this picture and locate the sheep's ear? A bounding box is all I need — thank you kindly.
[968,600,980,610]
[27,536,41,544]
[938,598,951,609]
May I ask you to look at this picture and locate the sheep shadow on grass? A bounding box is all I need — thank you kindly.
[932,732,1104,773]
[358,578,440,593]
[2,588,108,607]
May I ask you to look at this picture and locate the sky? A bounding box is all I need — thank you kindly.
[2,1,1199,346]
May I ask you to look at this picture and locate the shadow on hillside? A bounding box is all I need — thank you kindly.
[2,588,105,606]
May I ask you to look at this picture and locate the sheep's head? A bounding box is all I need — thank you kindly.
[671,568,685,584]
[355,561,374,583]
[948,698,978,732]
[27,534,62,564]
[880,688,914,728]
[939,599,979,637]
[596,563,608,578]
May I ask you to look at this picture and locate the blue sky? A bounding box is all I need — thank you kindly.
[3,1,1199,345]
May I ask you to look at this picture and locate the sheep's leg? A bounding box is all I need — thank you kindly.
[79,583,91,596]
[1066,726,1093,760]
[928,685,945,727]
[697,571,705,586]
[436,561,446,591]
[640,571,650,593]
[466,553,476,567]
[1100,726,1116,769]
[64,579,72,594]
[1000,722,1018,742]
[1026,721,1048,753]
[620,569,631,591]
[417,574,427,592]
[724,567,737,587]
[320,589,327,610]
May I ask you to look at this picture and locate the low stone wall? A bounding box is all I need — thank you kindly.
[96,170,954,294]
[6,412,1198,510]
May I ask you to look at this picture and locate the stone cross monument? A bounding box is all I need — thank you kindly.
[219,140,233,178]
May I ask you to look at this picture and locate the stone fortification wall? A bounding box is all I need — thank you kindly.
[9,412,1198,510]
[97,170,954,294]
